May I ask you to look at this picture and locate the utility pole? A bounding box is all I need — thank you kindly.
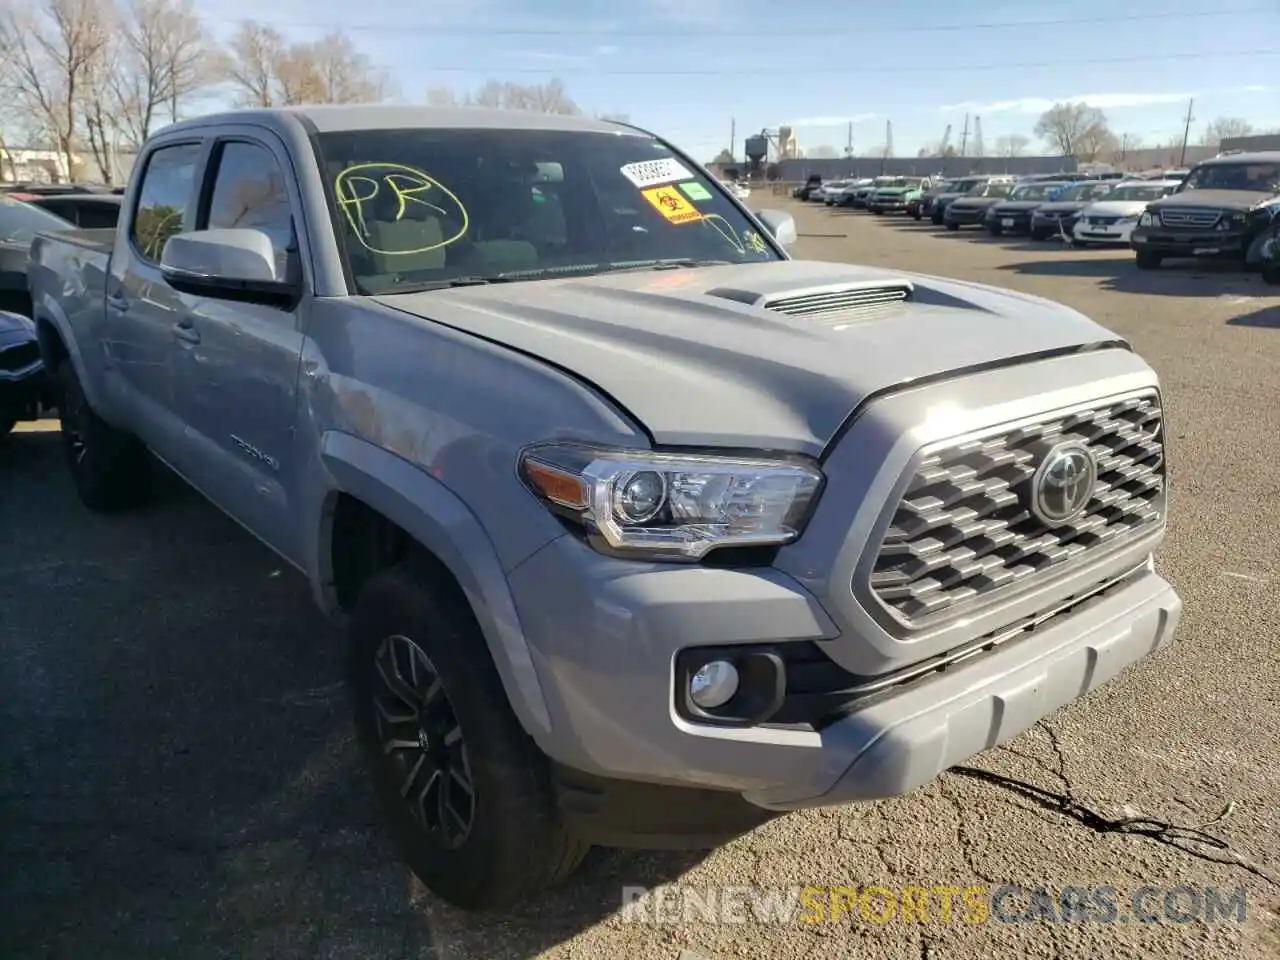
[845,121,853,158]
[972,116,985,158]
[959,113,970,157]
[730,118,736,160]
[1178,98,1195,166]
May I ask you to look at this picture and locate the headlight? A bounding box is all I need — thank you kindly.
[1139,211,1159,226]
[518,443,824,561]
[1117,214,1139,223]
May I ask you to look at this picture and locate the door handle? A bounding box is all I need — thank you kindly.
[172,321,201,345]
[106,291,130,313]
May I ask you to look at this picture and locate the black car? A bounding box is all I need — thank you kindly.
[1028,180,1118,240]
[0,194,79,318]
[983,181,1077,236]
[26,193,122,229]
[943,180,1016,229]
[923,176,1001,224]
[1129,152,1280,269]
[0,310,48,435]
[792,174,824,201]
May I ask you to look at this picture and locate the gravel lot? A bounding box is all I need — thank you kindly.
[2,198,1278,960]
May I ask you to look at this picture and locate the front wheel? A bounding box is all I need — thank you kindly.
[912,212,922,221]
[1135,250,1163,270]
[1262,259,1280,285]
[57,361,152,511]
[349,561,589,910]
[1071,239,1087,249]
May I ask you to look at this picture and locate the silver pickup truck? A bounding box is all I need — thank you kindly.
[29,105,1182,910]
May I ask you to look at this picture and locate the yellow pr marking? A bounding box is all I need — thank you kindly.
[334,162,470,256]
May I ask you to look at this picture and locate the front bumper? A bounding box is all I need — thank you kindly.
[1075,220,1138,245]
[870,199,907,213]
[988,211,1033,233]
[1032,213,1080,236]
[945,206,988,225]
[0,343,48,422]
[1130,226,1248,259]
[507,350,1180,814]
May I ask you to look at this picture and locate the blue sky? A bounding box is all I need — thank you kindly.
[200,0,1279,159]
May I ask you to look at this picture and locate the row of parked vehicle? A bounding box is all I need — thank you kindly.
[0,182,125,433]
[792,154,1280,277]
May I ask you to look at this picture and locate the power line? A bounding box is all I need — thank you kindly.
[403,51,1280,76]
[216,7,1273,37]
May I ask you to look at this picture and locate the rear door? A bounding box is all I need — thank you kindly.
[169,129,308,560]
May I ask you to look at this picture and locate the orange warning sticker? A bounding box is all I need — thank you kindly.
[641,185,703,225]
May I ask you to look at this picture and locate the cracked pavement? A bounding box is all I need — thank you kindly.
[2,198,1278,959]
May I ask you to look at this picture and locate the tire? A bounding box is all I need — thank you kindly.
[1030,229,1047,241]
[349,560,589,910]
[912,211,922,221]
[987,225,1003,236]
[1262,261,1280,285]
[1135,250,1163,270]
[1070,239,1086,249]
[57,361,152,511]
[872,209,884,215]
[932,212,944,225]
[946,222,959,231]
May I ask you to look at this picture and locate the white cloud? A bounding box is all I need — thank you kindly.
[1238,84,1270,93]
[596,44,619,55]
[786,114,881,126]
[940,92,1193,114]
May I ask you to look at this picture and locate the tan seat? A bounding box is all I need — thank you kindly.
[366,217,447,273]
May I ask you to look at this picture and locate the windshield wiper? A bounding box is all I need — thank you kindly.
[598,258,733,274]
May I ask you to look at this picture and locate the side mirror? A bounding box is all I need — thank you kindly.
[160,228,298,307]
[755,209,797,255]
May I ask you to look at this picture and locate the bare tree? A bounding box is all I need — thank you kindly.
[994,134,1030,157]
[1200,116,1254,147]
[425,78,581,114]
[709,148,733,164]
[0,0,113,178]
[218,20,386,107]
[1033,102,1111,158]
[110,0,210,147]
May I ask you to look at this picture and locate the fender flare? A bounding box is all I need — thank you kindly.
[313,431,555,741]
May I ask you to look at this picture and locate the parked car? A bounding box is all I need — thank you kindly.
[831,178,875,207]
[1071,180,1182,248]
[792,174,823,201]
[0,310,48,435]
[818,179,855,205]
[29,104,1181,912]
[924,176,1005,224]
[1260,203,1280,284]
[1129,151,1280,269]
[983,181,1078,236]
[0,181,114,196]
[0,194,80,318]
[719,180,750,202]
[1028,180,1119,240]
[25,193,122,229]
[867,178,929,215]
[846,178,891,209]
[943,180,1017,229]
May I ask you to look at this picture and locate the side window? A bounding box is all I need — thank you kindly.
[131,143,201,262]
[203,141,295,278]
[79,204,121,230]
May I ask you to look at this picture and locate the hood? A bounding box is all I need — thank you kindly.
[1150,188,1277,212]
[874,187,911,196]
[992,200,1046,213]
[371,260,1124,457]
[950,196,1003,209]
[1035,201,1087,214]
[0,309,36,348]
[1081,199,1149,218]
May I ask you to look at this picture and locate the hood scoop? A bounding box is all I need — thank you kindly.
[747,281,914,326]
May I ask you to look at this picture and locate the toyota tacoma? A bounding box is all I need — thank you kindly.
[28,105,1181,911]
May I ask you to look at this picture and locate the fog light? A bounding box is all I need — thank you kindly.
[689,660,739,709]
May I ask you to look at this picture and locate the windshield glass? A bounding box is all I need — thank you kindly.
[1059,182,1114,202]
[969,182,1014,198]
[1181,162,1280,192]
[314,127,781,294]
[1010,183,1061,201]
[0,195,73,242]
[1107,183,1172,201]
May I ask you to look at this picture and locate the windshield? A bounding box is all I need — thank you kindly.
[0,195,73,242]
[314,128,781,294]
[1059,182,1114,202]
[1010,183,1061,201]
[1181,162,1280,192]
[969,182,1014,198]
[1107,184,1172,202]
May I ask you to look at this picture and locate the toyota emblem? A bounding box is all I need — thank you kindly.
[1030,441,1097,526]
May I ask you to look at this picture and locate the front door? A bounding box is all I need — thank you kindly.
[170,133,307,561]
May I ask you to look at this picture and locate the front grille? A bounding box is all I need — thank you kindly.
[1085,216,1120,226]
[0,341,40,372]
[763,284,912,323]
[1158,208,1220,229]
[862,392,1164,627]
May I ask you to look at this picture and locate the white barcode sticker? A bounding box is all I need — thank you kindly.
[620,158,693,189]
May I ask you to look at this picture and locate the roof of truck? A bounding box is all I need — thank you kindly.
[164,104,641,137]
